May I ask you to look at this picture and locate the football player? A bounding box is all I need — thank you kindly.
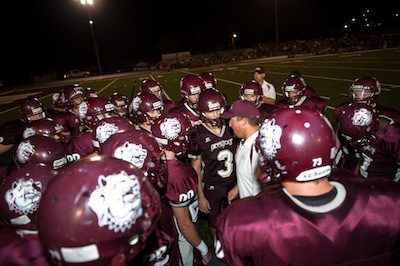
[110,92,129,118]
[141,79,176,112]
[338,102,400,181]
[152,112,213,266]
[191,89,237,237]
[277,76,327,113]
[216,107,400,265]
[130,92,164,134]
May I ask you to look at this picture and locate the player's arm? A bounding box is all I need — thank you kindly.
[192,157,211,214]
[172,206,212,264]
[262,96,276,105]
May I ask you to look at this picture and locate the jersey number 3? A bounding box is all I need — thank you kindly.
[217,149,234,178]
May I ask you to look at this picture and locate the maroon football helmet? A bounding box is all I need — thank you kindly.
[52,89,67,110]
[38,156,160,266]
[92,117,134,149]
[82,97,116,129]
[20,97,46,122]
[23,118,64,141]
[100,130,167,192]
[239,81,263,105]
[0,164,57,232]
[15,135,67,170]
[198,89,226,127]
[199,72,217,89]
[349,76,381,104]
[110,92,129,117]
[64,85,85,108]
[141,79,163,99]
[84,87,98,98]
[281,76,306,104]
[132,92,164,124]
[180,74,204,96]
[337,103,379,148]
[151,111,193,155]
[258,107,336,182]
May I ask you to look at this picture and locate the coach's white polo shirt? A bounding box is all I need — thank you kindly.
[235,130,261,199]
[261,80,276,100]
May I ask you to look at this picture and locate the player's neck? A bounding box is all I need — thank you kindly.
[243,126,259,139]
[164,150,176,160]
[282,177,333,196]
[205,122,222,134]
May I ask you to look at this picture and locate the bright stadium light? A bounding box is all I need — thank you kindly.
[344,24,348,29]
[80,0,93,5]
[351,17,356,22]
[89,20,94,25]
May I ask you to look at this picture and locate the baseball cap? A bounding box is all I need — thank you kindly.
[221,100,260,120]
[254,67,265,74]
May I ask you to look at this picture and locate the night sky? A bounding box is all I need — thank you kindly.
[0,0,397,85]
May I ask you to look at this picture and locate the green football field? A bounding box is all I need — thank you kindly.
[1,48,399,127]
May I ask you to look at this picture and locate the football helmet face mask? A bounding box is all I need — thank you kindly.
[82,97,116,129]
[257,107,336,182]
[337,103,379,148]
[110,92,129,117]
[64,85,85,108]
[0,164,57,232]
[349,76,381,104]
[198,89,226,127]
[199,72,217,89]
[180,74,205,108]
[15,135,68,170]
[38,156,160,266]
[151,112,193,155]
[133,92,164,124]
[23,118,64,141]
[140,80,163,99]
[281,76,306,104]
[100,130,168,192]
[239,81,263,105]
[20,98,46,122]
[52,90,67,110]
[92,117,134,149]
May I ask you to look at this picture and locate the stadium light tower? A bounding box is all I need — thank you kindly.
[80,0,103,75]
[274,0,280,44]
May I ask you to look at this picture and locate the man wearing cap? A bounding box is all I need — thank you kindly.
[221,100,262,202]
[253,66,276,105]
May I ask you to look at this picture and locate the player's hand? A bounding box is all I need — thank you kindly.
[227,186,239,205]
[199,194,211,214]
[202,250,213,265]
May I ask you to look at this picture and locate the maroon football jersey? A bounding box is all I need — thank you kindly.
[194,123,237,185]
[166,159,199,222]
[216,178,400,266]
[359,123,400,180]
[375,104,400,124]
[142,201,179,266]
[258,103,279,122]
[0,230,50,265]
[66,132,94,161]
[0,119,25,145]
[171,103,202,126]
[50,111,81,137]
[278,96,327,113]
[163,99,177,113]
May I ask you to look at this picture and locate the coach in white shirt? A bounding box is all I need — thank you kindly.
[253,66,276,105]
[221,100,262,202]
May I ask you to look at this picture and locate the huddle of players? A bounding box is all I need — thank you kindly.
[0,68,399,266]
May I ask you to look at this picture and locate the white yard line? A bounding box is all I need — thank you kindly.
[98,78,118,94]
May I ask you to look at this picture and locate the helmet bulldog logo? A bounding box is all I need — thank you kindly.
[131,96,141,112]
[88,171,143,233]
[352,108,372,127]
[78,101,88,119]
[114,142,148,169]
[160,118,181,140]
[17,140,35,163]
[260,119,282,160]
[5,178,42,215]
[96,122,119,144]
[23,127,36,139]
